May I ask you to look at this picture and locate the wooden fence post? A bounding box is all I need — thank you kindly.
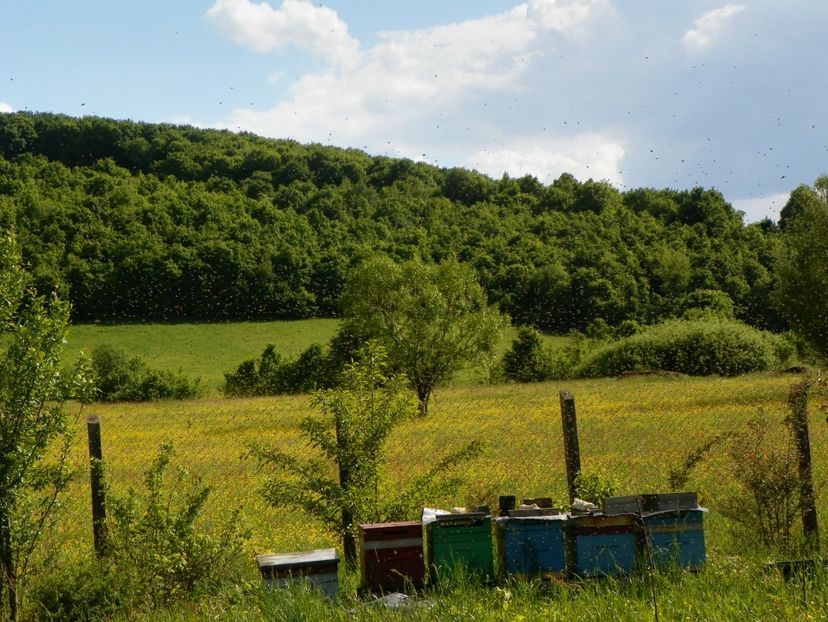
[86,415,107,557]
[788,381,819,550]
[560,390,582,505]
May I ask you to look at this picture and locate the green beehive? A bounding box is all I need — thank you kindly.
[426,513,494,582]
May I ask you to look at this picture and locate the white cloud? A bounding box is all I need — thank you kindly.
[731,192,789,223]
[469,134,626,186]
[682,3,747,51]
[527,0,612,37]
[209,1,617,177]
[0,102,13,113]
[205,0,360,67]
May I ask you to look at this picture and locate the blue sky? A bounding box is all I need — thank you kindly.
[2,0,827,222]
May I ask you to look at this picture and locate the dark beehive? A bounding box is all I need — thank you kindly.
[496,514,567,578]
[359,521,425,592]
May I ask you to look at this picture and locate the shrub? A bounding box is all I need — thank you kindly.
[502,327,554,383]
[91,345,201,401]
[574,467,620,507]
[577,318,791,378]
[106,443,250,606]
[26,558,124,622]
[223,343,336,396]
[718,412,802,551]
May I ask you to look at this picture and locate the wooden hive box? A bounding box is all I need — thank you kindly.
[256,548,340,597]
[426,513,494,582]
[640,509,706,570]
[495,514,567,578]
[569,513,637,577]
[359,521,425,592]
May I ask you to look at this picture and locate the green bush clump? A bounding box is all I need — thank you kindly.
[223,343,336,396]
[27,444,249,619]
[502,327,555,382]
[577,318,793,378]
[91,345,202,402]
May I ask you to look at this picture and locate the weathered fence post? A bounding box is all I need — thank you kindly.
[86,415,107,557]
[788,381,819,550]
[560,390,582,505]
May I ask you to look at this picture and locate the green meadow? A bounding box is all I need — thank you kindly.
[43,321,828,620]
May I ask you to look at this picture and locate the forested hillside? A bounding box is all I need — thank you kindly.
[0,112,783,330]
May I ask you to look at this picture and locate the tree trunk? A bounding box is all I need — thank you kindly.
[416,384,431,417]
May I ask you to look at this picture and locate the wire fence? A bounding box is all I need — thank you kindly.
[69,372,828,561]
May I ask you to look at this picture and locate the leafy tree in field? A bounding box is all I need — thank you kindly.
[0,233,93,621]
[340,256,506,415]
[250,344,483,563]
[773,175,828,360]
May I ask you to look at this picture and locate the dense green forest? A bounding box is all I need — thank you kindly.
[0,111,785,330]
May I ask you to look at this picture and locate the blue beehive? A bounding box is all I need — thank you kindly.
[569,513,637,577]
[496,514,567,578]
[641,509,706,570]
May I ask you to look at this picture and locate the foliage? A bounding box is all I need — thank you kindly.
[0,232,93,621]
[249,343,483,562]
[340,256,506,414]
[91,345,201,401]
[25,557,124,622]
[223,343,334,396]
[0,112,787,335]
[502,326,555,383]
[105,443,250,607]
[773,175,828,361]
[717,412,802,551]
[573,467,620,507]
[577,318,793,378]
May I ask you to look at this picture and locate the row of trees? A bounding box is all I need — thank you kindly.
[0,112,783,331]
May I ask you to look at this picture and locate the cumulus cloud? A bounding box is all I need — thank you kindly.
[0,102,13,113]
[527,0,612,37]
[205,0,360,67]
[682,3,747,51]
[208,0,616,174]
[469,134,626,186]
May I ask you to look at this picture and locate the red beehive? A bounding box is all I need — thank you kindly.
[359,521,424,592]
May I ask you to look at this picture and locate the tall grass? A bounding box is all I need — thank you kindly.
[41,320,827,620]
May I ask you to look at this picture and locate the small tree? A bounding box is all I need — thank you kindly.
[0,233,93,620]
[340,256,506,415]
[250,343,483,563]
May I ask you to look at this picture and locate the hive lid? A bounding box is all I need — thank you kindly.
[256,548,339,571]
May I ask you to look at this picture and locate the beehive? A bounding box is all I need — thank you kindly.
[640,509,706,570]
[256,548,340,597]
[426,513,494,582]
[359,521,425,592]
[569,513,637,577]
[496,513,567,578]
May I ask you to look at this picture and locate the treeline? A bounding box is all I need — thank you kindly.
[0,111,784,330]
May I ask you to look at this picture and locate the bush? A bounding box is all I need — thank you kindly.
[26,558,124,622]
[577,318,792,378]
[91,345,201,401]
[223,343,336,396]
[718,412,802,551]
[502,327,554,383]
[106,443,250,606]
